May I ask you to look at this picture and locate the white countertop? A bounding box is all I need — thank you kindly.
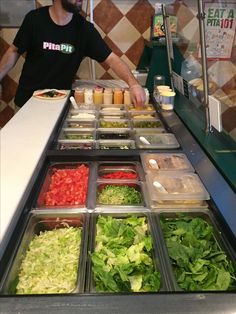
[0,93,69,242]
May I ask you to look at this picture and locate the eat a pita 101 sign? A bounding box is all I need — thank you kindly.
[204,3,236,60]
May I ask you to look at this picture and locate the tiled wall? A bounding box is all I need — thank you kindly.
[0,0,235,136]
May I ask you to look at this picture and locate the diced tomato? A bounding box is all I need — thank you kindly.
[101,171,137,180]
[44,164,89,206]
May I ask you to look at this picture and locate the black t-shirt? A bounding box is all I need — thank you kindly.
[13,6,112,106]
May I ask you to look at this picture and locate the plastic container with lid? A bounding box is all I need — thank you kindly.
[160,91,176,111]
[145,172,210,208]
[141,153,194,173]
[135,133,179,149]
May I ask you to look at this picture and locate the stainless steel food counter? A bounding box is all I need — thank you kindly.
[0,95,235,313]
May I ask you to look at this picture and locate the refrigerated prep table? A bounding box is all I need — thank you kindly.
[0,91,236,314]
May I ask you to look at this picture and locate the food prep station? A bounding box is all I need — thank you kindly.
[0,89,236,313]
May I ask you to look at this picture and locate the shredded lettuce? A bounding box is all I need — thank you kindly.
[97,185,142,205]
[16,227,81,294]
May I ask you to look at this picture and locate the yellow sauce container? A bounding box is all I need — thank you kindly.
[113,88,123,104]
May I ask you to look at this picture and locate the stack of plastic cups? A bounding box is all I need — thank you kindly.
[160,90,176,111]
[156,85,172,105]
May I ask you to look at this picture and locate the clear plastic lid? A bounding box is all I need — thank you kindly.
[141,153,194,173]
[135,133,180,149]
[146,172,210,201]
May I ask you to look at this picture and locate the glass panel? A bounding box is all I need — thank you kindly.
[165,1,236,191]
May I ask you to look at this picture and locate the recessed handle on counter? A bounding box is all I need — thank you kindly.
[153,181,168,193]
[139,136,150,145]
[70,96,79,109]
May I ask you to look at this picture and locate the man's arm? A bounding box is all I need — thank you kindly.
[104,52,146,107]
[0,45,20,82]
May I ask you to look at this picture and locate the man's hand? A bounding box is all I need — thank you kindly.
[129,84,146,108]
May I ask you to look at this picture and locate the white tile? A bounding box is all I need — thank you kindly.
[77,57,93,79]
[142,28,151,40]
[95,62,106,79]
[1,28,18,44]
[112,0,134,15]
[108,17,140,53]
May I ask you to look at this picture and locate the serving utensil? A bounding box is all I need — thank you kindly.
[139,136,151,145]
[70,96,79,109]
[153,181,168,193]
[148,158,159,169]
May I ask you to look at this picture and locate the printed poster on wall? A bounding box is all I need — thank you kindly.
[203,2,236,60]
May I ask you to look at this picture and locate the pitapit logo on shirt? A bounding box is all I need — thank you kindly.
[43,41,75,54]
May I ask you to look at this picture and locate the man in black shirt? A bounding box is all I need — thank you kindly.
[0,0,145,107]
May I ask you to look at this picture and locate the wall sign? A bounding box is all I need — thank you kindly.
[203,2,236,60]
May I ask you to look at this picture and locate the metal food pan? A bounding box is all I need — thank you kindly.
[131,119,164,129]
[99,104,127,112]
[96,129,132,140]
[126,104,155,111]
[35,162,90,209]
[155,209,236,292]
[67,110,97,120]
[64,119,97,129]
[98,119,130,129]
[58,128,96,141]
[96,161,143,181]
[86,212,170,293]
[57,141,95,150]
[0,212,89,294]
[96,140,135,150]
[129,111,158,120]
[98,111,128,119]
[95,181,146,210]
